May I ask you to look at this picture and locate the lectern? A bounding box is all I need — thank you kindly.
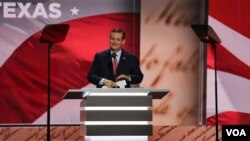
[63,88,168,141]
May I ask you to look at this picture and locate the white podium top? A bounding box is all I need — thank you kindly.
[63,88,169,99]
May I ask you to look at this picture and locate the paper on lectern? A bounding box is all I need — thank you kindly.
[102,80,127,88]
[116,80,127,88]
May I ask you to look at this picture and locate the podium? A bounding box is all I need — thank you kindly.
[63,88,168,141]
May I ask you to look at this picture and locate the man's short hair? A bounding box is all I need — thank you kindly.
[110,28,126,40]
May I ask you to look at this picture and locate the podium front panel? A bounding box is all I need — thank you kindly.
[86,96,152,106]
[63,88,168,137]
[86,125,152,136]
[81,110,152,121]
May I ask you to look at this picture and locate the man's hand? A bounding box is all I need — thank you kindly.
[103,79,115,88]
[116,74,129,81]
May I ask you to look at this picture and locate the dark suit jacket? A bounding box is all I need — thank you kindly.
[87,49,143,88]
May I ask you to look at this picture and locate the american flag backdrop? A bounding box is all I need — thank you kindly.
[0,0,140,124]
[206,0,250,124]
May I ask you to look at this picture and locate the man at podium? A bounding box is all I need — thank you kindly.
[87,28,143,88]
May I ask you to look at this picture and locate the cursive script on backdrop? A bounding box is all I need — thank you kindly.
[141,44,198,87]
[0,126,82,141]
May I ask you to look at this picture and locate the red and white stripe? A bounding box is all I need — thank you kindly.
[206,0,250,124]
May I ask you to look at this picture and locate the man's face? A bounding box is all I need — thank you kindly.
[109,32,125,52]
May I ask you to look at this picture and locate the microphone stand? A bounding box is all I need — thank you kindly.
[210,42,219,141]
[191,24,221,141]
[47,42,52,141]
[39,24,70,141]
[111,53,119,88]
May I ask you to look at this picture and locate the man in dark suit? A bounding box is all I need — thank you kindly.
[87,28,143,88]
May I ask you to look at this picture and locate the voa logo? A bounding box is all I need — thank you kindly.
[0,2,61,19]
[226,129,246,136]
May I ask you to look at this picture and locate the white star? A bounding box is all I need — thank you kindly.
[70,6,79,16]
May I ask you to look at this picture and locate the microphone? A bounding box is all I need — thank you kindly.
[111,52,117,58]
[111,52,119,88]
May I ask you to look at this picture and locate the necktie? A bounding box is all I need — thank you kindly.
[112,53,118,75]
